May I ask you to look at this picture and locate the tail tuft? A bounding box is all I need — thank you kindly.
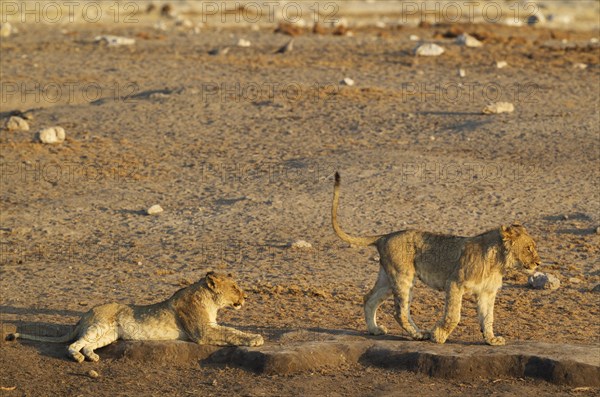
[335,172,340,185]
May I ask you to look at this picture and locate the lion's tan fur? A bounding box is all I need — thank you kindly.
[332,172,541,345]
[9,272,264,362]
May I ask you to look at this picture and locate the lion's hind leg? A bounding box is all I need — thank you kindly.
[364,267,392,335]
[68,324,118,362]
[391,277,429,341]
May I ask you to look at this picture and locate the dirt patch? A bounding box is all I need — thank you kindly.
[1,12,599,397]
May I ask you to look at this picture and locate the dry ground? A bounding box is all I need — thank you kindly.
[1,18,599,396]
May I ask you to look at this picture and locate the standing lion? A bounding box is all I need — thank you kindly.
[332,172,540,345]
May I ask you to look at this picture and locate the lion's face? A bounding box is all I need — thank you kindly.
[205,272,247,310]
[501,224,541,272]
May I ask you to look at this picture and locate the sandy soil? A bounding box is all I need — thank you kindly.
[0,14,599,397]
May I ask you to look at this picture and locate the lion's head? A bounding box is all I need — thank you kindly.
[501,224,541,272]
[204,271,247,310]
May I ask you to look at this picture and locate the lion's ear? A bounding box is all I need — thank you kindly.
[206,272,219,291]
[501,225,521,241]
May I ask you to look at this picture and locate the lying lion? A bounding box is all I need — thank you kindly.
[332,172,540,345]
[8,272,264,362]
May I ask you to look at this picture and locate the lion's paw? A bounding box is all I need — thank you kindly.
[430,327,448,344]
[412,330,431,341]
[247,334,264,347]
[368,325,388,336]
[71,352,85,363]
[485,336,506,346]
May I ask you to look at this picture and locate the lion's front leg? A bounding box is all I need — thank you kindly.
[202,325,264,347]
[430,282,464,344]
[477,290,505,346]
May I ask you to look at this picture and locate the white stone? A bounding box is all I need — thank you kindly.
[237,38,251,47]
[154,21,168,31]
[94,35,136,46]
[87,370,99,378]
[458,68,466,77]
[0,22,12,38]
[37,127,66,144]
[409,35,420,41]
[341,77,355,86]
[290,240,312,249]
[175,18,193,28]
[573,63,587,70]
[482,102,514,114]
[414,43,444,56]
[147,204,164,215]
[496,61,508,69]
[528,272,560,290]
[456,33,482,47]
[5,116,29,131]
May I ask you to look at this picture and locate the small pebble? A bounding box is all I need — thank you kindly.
[276,39,294,54]
[414,43,444,56]
[146,204,164,215]
[0,22,13,38]
[341,77,355,86]
[5,116,29,131]
[290,240,312,249]
[87,370,99,378]
[496,61,508,69]
[237,38,251,47]
[482,102,514,114]
[568,277,581,284]
[456,33,482,47]
[573,63,587,70]
[154,21,168,31]
[94,35,135,46]
[208,47,230,56]
[409,34,420,41]
[175,18,193,28]
[527,13,545,26]
[458,68,466,77]
[37,127,66,144]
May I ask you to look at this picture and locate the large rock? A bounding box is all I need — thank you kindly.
[528,272,561,290]
[98,334,600,387]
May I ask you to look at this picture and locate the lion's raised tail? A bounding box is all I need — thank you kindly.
[8,324,80,344]
[332,172,381,247]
